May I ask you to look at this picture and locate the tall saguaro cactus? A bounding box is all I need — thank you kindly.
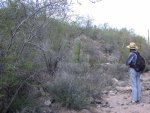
[72,38,81,63]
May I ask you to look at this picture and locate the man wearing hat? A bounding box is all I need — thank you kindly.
[126,42,140,103]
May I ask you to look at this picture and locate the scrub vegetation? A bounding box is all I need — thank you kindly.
[0,0,149,112]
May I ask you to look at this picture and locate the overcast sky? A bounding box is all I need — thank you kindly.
[70,0,150,38]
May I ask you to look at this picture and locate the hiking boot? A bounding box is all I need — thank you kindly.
[127,100,139,105]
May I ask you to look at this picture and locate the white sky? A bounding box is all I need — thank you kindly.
[70,0,150,38]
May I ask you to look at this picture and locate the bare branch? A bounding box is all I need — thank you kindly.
[7,0,68,51]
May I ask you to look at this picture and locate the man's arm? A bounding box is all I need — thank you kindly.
[126,53,136,66]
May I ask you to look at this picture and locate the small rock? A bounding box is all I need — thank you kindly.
[94,99,102,104]
[105,110,111,113]
[109,106,114,108]
[117,101,121,105]
[109,90,117,96]
[116,86,131,92]
[143,83,150,90]
[40,107,52,113]
[123,106,128,109]
[117,81,127,87]
[44,100,51,106]
[121,103,124,106]
[80,109,91,113]
[101,101,109,107]
[97,105,101,108]
[141,104,144,106]
[123,97,127,99]
[102,90,108,94]
[112,78,119,85]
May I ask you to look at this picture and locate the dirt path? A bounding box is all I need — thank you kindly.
[97,72,150,113]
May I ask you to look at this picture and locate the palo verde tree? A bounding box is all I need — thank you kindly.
[0,0,69,112]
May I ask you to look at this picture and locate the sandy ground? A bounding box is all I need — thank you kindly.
[97,72,150,113]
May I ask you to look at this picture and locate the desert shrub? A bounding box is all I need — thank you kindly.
[100,43,115,56]
[47,63,91,110]
[107,63,128,80]
[11,95,29,111]
[119,47,129,63]
[47,62,118,110]
[48,75,90,110]
[140,44,150,72]
[11,88,39,111]
[86,67,112,94]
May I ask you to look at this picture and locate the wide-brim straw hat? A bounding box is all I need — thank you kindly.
[126,42,138,50]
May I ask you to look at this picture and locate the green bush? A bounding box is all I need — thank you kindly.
[48,76,89,110]
[72,39,81,63]
[11,91,38,112]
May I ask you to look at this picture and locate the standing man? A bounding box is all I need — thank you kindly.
[126,42,142,103]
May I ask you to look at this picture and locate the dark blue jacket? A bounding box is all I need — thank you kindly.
[126,52,137,67]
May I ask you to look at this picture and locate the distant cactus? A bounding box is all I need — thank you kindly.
[72,38,81,63]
